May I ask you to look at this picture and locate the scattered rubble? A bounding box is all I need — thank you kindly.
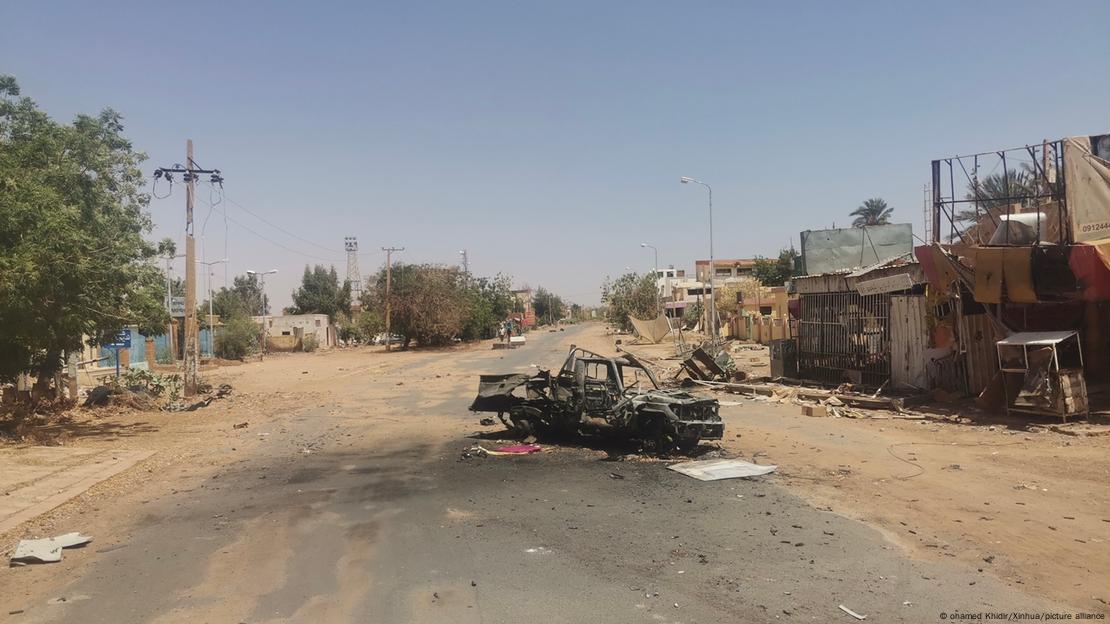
[838,604,867,620]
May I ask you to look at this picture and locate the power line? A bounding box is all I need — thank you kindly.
[201,181,344,254]
[193,194,344,263]
[198,181,386,258]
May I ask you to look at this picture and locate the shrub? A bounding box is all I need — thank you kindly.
[216,317,259,360]
[302,334,318,352]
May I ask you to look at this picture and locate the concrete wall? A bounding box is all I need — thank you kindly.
[253,314,335,348]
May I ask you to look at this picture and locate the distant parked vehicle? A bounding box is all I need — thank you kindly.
[371,333,404,346]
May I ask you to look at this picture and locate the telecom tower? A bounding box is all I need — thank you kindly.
[345,237,362,307]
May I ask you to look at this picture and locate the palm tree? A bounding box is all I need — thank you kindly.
[957,164,1039,222]
[850,198,893,228]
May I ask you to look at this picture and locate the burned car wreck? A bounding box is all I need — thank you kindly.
[470,346,724,451]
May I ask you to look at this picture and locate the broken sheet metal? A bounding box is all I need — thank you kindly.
[469,373,533,413]
[10,533,92,565]
[678,347,734,382]
[667,458,777,481]
[800,224,913,275]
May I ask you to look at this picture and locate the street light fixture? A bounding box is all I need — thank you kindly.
[680,176,716,340]
[246,269,278,358]
[197,258,228,357]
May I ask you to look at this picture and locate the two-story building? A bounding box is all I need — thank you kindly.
[694,258,757,283]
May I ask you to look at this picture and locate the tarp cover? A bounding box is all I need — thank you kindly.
[1064,135,1110,243]
[629,315,672,344]
[800,224,913,275]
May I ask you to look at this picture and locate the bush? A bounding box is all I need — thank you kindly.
[216,317,259,360]
[302,334,318,352]
[118,368,180,398]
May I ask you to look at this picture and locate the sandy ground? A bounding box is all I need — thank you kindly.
[614,332,1110,611]
[0,322,1106,619]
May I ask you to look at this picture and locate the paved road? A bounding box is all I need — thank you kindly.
[11,326,1056,623]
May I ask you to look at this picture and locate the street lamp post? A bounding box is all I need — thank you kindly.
[247,269,278,358]
[640,242,660,316]
[198,257,228,357]
[680,176,716,341]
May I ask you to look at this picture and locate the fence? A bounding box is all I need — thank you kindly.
[797,292,892,387]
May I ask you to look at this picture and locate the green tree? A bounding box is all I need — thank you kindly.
[0,75,167,386]
[286,264,351,322]
[533,286,566,326]
[751,248,800,286]
[205,273,266,320]
[215,316,259,360]
[601,272,657,332]
[460,274,514,340]
[336,310,384,344]
[363,263,469,348]
[850,198,893,228]
[233,273,267,315]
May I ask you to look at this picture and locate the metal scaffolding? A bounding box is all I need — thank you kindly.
[930,140,1068,245]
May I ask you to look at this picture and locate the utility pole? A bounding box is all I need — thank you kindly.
[382,246,404,352]
[246,269,277,359]
[153,142,224,396]
[182,142,198,396]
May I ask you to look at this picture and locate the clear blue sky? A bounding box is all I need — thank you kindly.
[4,1,1109,307]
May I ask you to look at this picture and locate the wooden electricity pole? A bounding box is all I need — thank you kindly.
[153,143,224,397]
[382,246,404,352]
[183,141,198,396]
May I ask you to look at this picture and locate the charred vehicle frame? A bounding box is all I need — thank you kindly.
[470,346,724,451]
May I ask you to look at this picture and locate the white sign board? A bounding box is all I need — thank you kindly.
[170,297,186,317]
[855,273,914,296]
